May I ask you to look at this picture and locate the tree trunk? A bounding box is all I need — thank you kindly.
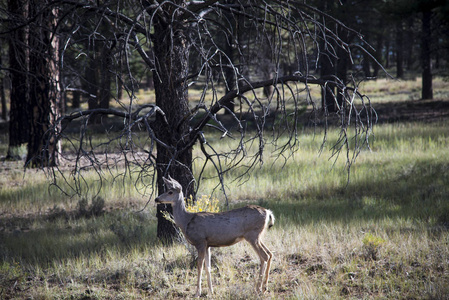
[320,53,336,112]
[26,1,61,167]
[84,47,100,123]
[372,25,384,78]
[336,45,348,108]
[0,53,8,121]
[405,17,415,70]
[99,42,112,110]
[421,10,433,100]
[395,21,404,79]
[7,0,29,160]
[151,5,195,244]
[0,79,5,122]
[223,2,239,114]
[319,0,336,113]
[385,35,390,69]
[72,91,81,109]
[362,38,371,77]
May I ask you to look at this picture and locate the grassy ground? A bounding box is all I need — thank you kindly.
[1,79,449,299]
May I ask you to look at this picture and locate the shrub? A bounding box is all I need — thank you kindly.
[185,194,220,213]
[362,233,386,261]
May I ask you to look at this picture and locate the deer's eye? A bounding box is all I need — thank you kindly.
[168,191,173,195]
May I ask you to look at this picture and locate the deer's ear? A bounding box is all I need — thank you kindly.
[163,177,172,189]
[170,177,182,192]
[173,182,182,192]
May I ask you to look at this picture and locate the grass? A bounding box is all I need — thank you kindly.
[1,79,449,299]
[131,76,449,106]
[359,76,449,103]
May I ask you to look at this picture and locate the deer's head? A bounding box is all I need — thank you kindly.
[155,176,183,205]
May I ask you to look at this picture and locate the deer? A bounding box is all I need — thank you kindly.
[155,176,275,297]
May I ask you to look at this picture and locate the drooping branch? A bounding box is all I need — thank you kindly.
[191,75,330,137]
[39,0,379,211]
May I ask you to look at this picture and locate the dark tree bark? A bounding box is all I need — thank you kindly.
[26,0,61,167]
[362,50,371,78]
[372,25,384,77]
[223,1,240,114]
[336,45,348,108]
[150,5,194,243]
[0,52,8,121]
[405,17,415,70]
[99,43,113,110]
[384,35,390,69]
[320,54,336,112]
[421,9,433,100]
[71,91,80,109]
[7,0,29,159]
[395,21,404,78]
[84,47,99,121]
[319,0,336,113]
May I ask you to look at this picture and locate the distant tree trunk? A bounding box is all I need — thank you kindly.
[26,0,61,167]
[336,45,348,107]
[223,2,239,115]
[319,0,336,112]
[395,21,404,78]
[405,17,415,70]
[0,54,7,121]
[99,42,113,110]
[320,53,336,112]
[362,39,371,77]
[72,91,80,109]
[362,52,371,78]
[82,39,99,122]
[421,10,433,100]
[151,9,195,244]
[372,26,384,77]
[384,35,390,69]
[85,58,98,111]
[7,0,29,160]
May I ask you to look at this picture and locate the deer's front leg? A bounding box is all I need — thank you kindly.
[195,245,206,297]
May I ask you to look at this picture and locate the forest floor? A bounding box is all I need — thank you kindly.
[372,98,449,123]
[1,79,449,299]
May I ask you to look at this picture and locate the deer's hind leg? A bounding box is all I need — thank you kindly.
[205,246,214,295]
[246,235,272,292]
[259,240,273,291]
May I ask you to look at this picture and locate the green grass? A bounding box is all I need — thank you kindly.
[1,79,449,298]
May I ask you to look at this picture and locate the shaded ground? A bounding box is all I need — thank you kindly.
[1,99,449,136]
[372,99,449,123]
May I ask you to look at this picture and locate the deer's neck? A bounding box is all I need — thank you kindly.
[172,193,193,234]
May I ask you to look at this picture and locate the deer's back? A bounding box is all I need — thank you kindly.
[184,205,269,247]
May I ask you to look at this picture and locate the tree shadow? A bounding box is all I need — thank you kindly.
[264,158,449,230]
[0,209,159,269]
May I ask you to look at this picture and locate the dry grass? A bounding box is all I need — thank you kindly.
[359,77,449,103]
[1,78,449,299]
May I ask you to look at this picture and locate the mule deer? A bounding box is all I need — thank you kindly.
[155,176,274,297]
